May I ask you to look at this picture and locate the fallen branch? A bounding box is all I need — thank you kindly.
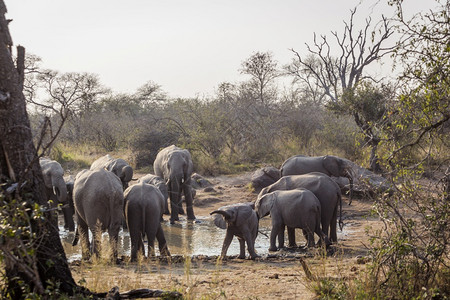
[98,286,183,299]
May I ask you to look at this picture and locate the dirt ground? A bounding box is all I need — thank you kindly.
[70,172,383,299]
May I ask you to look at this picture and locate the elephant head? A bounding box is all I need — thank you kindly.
[90,155,134,190]
[254,192,276,219]
[210,202,255,229]
[323,156,354,204]
[109,158,133,190]
[39,158,68,205]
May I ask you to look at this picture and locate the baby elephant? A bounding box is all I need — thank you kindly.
[255,189,330,251]
[210,203,259,260]
[124,182,170,261]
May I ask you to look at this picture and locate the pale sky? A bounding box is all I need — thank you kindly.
[5,1,434,98]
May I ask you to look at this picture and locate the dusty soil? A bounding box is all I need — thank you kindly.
[70,172,383,299]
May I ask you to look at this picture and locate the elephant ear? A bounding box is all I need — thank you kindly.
[255,193,275,219]
[210,209,232,229]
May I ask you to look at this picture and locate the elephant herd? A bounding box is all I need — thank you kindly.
[40,149,354,262]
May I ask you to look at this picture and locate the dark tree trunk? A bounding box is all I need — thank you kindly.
[0,1,78,296]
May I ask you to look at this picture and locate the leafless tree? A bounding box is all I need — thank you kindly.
[286,8,395,171]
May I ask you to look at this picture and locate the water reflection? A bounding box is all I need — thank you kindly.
[59,216,350,261]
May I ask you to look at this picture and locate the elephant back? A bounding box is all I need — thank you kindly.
[124,182,165,214]
[280,155,326,176]
[74,169,124,229]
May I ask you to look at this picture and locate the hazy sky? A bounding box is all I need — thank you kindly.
[5,1,434,98]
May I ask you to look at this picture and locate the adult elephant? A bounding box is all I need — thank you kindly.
[72,169,124,261]
[280,155,354,204]
[255,189,330,251]
[90,154,133,190]
[154,145,195,224]
[138,174,170,215]
[258,172,342,246]
[210,202,259,260]
[39,158,74,231]
[124,182,170,261]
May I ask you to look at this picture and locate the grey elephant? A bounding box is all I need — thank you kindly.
[90,154,133,190]
[72,168,124,261]
[280,155,354,204]
[138,174,170,215]
[124,182,170,261]
[210,203,259,260]
[258,172,342,247]
[154,145,195,224]
[255,189,330,251]
[39,158,74,231]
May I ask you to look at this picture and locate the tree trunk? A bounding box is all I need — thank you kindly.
[0,1,77,296]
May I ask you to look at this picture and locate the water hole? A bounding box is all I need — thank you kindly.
[59,216,351,261]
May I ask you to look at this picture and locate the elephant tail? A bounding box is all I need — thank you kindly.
[72,227,79,246]
[338,192,343,231]
[347,173,354,205]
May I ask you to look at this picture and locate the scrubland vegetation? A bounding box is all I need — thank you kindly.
[1,0,449,298]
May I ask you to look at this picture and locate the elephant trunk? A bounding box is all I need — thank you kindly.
[52,176,68,204]
[210,210,232,220]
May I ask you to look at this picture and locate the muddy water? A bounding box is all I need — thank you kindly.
[60,216,350,262]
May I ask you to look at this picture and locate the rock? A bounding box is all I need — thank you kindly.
[332,159,391,196]
[203,187,216,193]
[191,173,212,189]
[251,166,281,193]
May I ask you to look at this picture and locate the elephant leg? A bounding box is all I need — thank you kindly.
[156,225,170,256]
[90,226,101,259]
[62,206,75,231]
[237,237,246,259]
[220,231,234,259]
[330,206,338,243]
[287,227,297,248]
[301,229,309,247]
[270,222,283,251]
[164,198,170,215]
[145,225,158,257]
[306,229,315,248]
[108,226,120,261]
[129,231,144,262]
[183,184,196,220]
[277,224,286,249]
[243,230,258,260]
[169,193,179,224]
[77,215,91,260]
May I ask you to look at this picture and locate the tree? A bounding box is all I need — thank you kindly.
[355,1,450,297]
[240,51,279,106]
[286,7,394,171]
[0,1,78,297]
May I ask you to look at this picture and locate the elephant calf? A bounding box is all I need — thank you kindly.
[124,182,170,261]
[210,203,259,260]
[138,174,170,215]
[255,189,330,251]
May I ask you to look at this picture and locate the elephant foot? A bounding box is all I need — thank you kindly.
[238,255,246,259]
[250,255,261,260]
[187,215,196,221]
[163,211,170,215]
[268,246,278,252]
[288,243,297,248]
